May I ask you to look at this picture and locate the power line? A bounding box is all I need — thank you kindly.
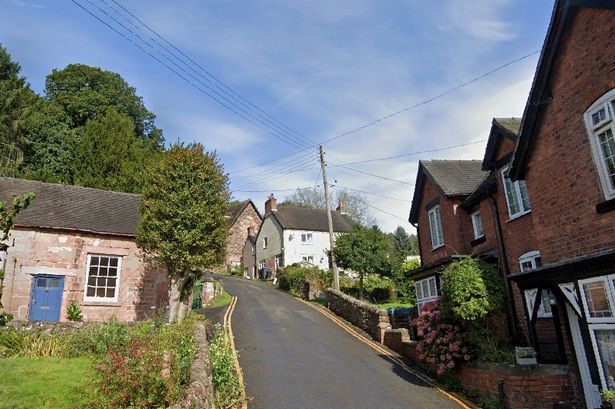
[317,50,540,146]
[335,185,411,202]
[329,163,413,185]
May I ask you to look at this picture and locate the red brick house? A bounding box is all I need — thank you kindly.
[0,178,168,322]
[505,1,615,407]
[224,200,262,273]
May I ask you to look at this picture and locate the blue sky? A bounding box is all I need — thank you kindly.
[1,0,555,232]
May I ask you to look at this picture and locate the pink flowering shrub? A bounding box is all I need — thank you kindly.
[412,299,471,375]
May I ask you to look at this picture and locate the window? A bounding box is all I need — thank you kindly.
[471,211,484,239]
[275,255,283,271]
[427,205,444,249]
[519,250,542,272]
[84,255,121,302]
[301,233,313,244]
[519,251,553,317]
[262,237,268,249]
[252,243,256,254]
[584,89,615,200]
[415,276,438,311]
[302,255,314,263]
[259,260,266,270]
[501,166,531,219]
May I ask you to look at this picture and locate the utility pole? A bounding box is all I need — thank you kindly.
[320,145,340,290]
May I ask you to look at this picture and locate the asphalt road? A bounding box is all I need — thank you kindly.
[221,277,460,409]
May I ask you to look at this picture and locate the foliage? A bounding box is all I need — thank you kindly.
[44,63,163,146]
[280,187,376,226]
[277,264,332,298]
[0,357,94,409]
[0,312,12,326]
[136,144,230,322]
[601,389,615,402]
[389,226,419,260]
[412,300,471,375]
[72,108,161,193]
[206,291,233,309]
[230,264,243,277]
[333,225,399,299]
[466,324,514,364]
[441,258,506,321]
[68,319,133,356]
[479,395,505,409]
[210,324,245,409]
[67,302,83,322]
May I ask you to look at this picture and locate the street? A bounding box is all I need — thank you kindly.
[221,277,461,409]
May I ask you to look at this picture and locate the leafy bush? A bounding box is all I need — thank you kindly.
[441,258,506,321]
[210,324,244,409]
[0,311,13,326]
[277,264,331,297]
[466,323,514,364]
[68,319,132,356]
[67,302,83,321]
[192,281,203,309]
[412,300,471,375]
[230,264,243,277]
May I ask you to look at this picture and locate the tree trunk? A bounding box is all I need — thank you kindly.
[359,272,364,300]
[168,277,182,323]
[177,290,193,322]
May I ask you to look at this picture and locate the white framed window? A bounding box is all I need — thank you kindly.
[584,89,615,200]
[301,233,313,244]
[519,251,553,318]
[519,250,542,272]
[83,255,121,302]
[262,237,268,249]
[275,255,283,271]
[258,260,266,270]
[301,255,314,263]
[471,211,484,239]
[501,166,531,219]
[427,205,444,249]
[415,276,438,311]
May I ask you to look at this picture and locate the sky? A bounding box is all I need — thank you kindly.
[0,0,556,232]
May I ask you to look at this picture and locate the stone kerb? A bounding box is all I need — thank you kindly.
[170,321,215,409]
[326,288,392,343]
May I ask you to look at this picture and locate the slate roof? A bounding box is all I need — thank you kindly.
[270,207,354,233]
[409,160,490,223]
[0,177,141,236]
[493,117,521,136]
[421,160,490,196]
[482,117,521,171]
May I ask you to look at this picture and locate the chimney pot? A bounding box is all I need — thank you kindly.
[336,199,346,214]
[265,194,278,214]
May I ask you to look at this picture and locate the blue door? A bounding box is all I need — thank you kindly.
[29,275,64,321]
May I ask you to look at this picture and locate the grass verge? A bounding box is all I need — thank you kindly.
[0,356,93,409]
[206,291,232,308]
[377,302,413,310]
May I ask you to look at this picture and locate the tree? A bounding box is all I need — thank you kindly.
[332,225,398,299]
[0,192,35,324]
[45,63,163,147]
[281,187,376,226]
[136,144,230,323]
[0,44,37,173]
[73,108,161,193]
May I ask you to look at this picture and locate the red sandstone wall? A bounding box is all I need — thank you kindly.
[225,203,261,268]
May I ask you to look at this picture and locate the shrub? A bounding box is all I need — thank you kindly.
[412,300,471,375]
[67,302,83,321]
[277,264,331,297]
[0,329,71,357]
[441,258,506,321]
[0,312,13,326]
[68,319,132,356]
[230,264,243,277]
[210,324,244,409]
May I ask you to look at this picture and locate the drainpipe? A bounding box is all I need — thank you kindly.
[489,194,519,342]
[411,222,422,265]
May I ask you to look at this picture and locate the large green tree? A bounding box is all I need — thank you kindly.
[45,63,163,147]
[332,225,398,299]
[136,144,230,322]
[389,226,419,261]
[0,44,37,173]
[73,108,160,193]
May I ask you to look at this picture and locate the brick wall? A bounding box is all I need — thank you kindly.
[225,203,261,268]
[326,289,392,342]
[1,228,168,322]
[523,7,615,265]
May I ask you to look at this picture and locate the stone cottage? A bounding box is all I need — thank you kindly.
[0,177,168,322]
[224,200,262,272]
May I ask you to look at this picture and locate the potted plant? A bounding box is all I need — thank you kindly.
[601,389,615,408]
[515,347,537,365]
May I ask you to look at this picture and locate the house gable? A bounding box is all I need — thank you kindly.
[225,200,262,268]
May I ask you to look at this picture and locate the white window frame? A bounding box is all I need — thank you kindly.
[83,254,122,303]
[427,205,444,249]
[471,210,484,239]
[501,166,531,219]
[262,237,268,249]
[301,233,313,244]
[583,89,615,200]
[519,251,552,318]
[301,255,314,263]
[415,276,439,311]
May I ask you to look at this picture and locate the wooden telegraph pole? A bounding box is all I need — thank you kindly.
[319,145,340,290]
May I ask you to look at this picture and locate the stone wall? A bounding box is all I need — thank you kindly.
[382,329,579,409]
[225,203,261,269]
[2,228,168,322]
[326,288,391,342]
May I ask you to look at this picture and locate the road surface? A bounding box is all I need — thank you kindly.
[221,277,461,409]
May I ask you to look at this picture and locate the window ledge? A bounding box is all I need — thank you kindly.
[506,210,532,222]
[596,198,615,214]
[81,301,122,307]
[470,236,486,247]
[431,244,445,251]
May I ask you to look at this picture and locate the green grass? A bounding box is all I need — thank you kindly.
[206,291,232,308]
[0,356,94,409]
[377,302,413,310]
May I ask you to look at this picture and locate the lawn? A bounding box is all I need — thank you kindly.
[377,302,413,310]
[0,356,94,409]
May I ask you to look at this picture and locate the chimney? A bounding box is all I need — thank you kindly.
[247,226,255,236]
[336,199,346,214]
[265,194,277,214]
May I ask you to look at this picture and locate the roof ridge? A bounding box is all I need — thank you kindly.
[0,177,142,198]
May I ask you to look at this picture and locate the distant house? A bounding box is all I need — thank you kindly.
[224,200,262,272]
[241,227,257,279]
[0,177,168,322]
[255,194,354,274]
